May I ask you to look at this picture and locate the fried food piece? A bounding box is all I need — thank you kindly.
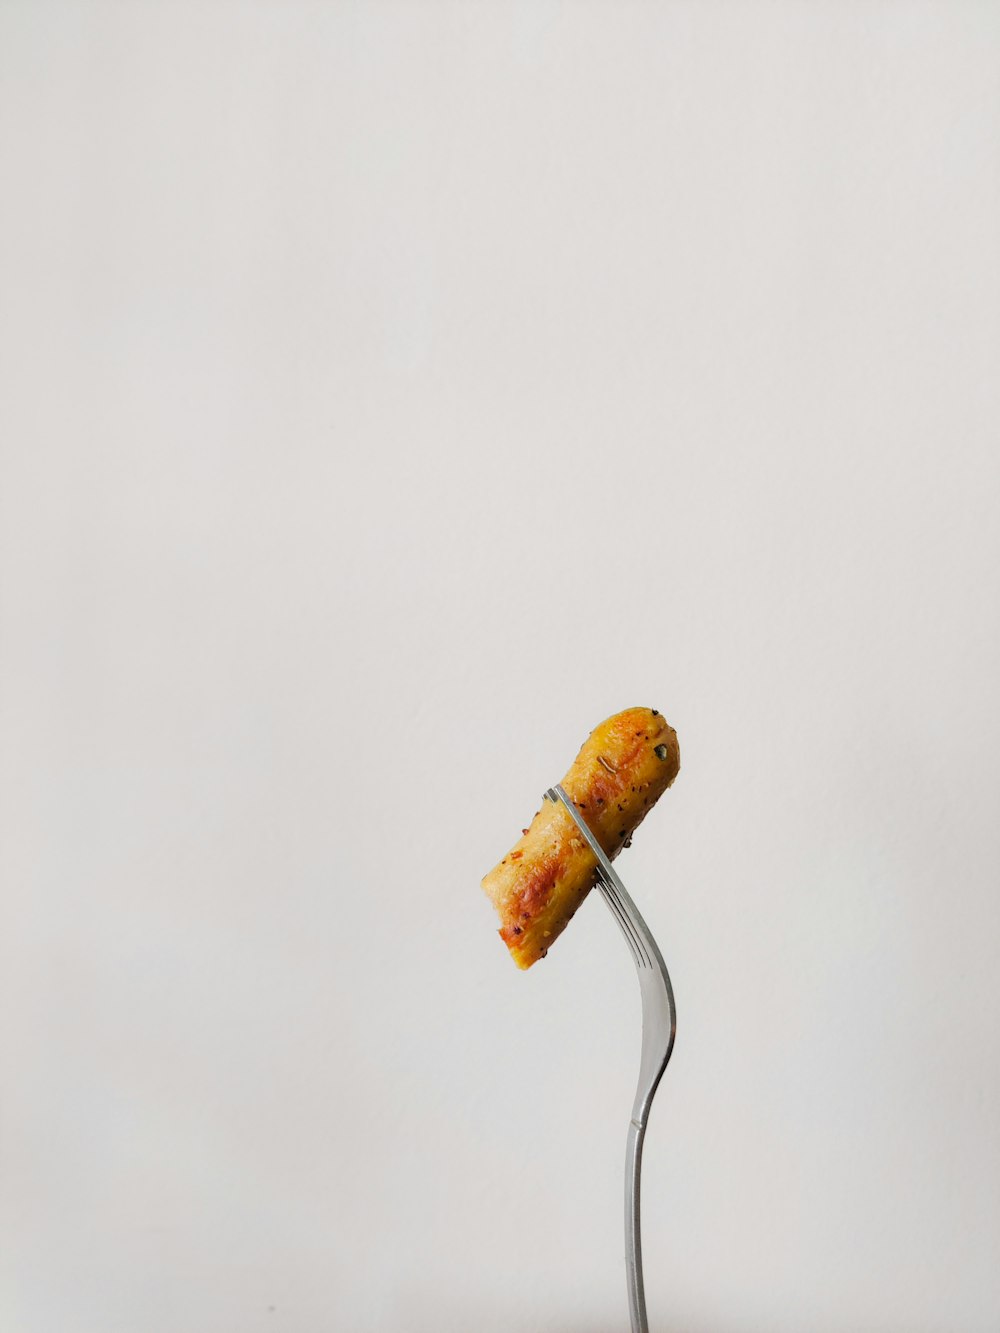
[482,708,680,969]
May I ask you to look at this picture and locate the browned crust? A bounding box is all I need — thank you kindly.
[481,707,680,968]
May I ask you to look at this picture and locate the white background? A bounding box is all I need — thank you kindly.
[2,4,999,1331]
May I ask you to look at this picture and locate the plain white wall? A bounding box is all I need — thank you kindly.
[2,3,999,1331]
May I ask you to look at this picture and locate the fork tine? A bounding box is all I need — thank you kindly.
[598,874,644,966]
[546,785,654,968]
[599,872,651,968]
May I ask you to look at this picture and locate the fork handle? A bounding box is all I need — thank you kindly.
[626,1116,649,1333]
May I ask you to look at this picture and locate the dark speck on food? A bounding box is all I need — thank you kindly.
[654,744,669,760]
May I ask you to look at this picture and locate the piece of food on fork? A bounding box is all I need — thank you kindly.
[482,707,680,969]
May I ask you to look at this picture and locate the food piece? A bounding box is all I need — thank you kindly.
[482,707,680,969]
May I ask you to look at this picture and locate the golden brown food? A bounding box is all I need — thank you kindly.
[482,707,680,969]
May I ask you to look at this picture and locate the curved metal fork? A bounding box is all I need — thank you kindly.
[546,784,677,1333]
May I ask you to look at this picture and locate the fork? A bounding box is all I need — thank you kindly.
[545,783,677,1333]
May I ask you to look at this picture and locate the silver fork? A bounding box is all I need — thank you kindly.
[545,783,677,1333]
